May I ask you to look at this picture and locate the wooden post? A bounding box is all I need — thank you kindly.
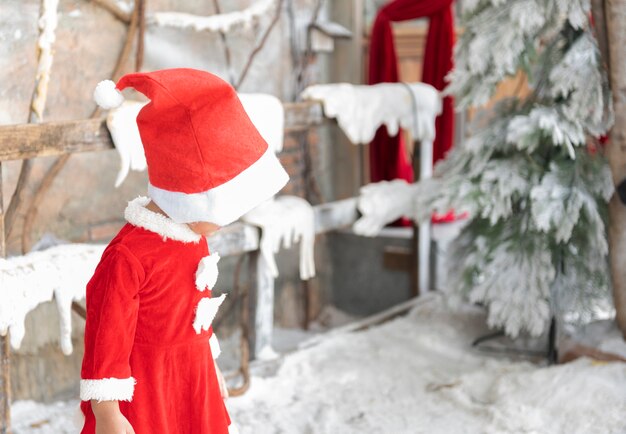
[253,254,277,360]
[246,250,259,359]
[418,139,433,294]
[605,0,626,337]
[0,162,12,434]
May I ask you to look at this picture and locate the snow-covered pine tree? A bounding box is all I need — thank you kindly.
[415,0,614,337]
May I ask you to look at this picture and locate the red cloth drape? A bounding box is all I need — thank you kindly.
[368,0,455,185]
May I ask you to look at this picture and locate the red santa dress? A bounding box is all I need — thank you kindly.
[79,196,237,434]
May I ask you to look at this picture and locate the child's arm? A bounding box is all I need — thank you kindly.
[79,245,144,428]
[91,400,135,434]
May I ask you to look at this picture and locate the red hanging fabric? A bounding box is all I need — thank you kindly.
[368,0,455,185]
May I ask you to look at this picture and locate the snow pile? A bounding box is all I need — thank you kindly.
[10,294,626,433]
[242,196,316,281]
[301,82,441,144]
[226,294,626,434]
[153,0,275,33]
[0,244,105,354]
[11,400,81,434]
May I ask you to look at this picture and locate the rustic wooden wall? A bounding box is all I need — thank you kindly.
[1,0,336,402]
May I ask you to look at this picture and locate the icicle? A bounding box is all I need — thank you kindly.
[106,100,148,186]
[242,196,316,281]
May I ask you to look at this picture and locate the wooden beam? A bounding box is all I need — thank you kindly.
[284,101,324,132]
[0,118,112,161]
[0,102,325,162]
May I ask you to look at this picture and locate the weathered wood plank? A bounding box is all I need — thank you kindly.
[283,101,324,132]
[0,118,112,161]
[0,102,325,162]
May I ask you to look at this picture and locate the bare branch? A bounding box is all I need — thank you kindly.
[235,0,284,90]
[91,0,131,24]
[212,0,235,85]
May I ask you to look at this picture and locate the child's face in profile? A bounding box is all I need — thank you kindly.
[187,221,221,237]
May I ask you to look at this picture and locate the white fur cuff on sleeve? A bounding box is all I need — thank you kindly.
[80,377,136,402]
[209,333,221,359]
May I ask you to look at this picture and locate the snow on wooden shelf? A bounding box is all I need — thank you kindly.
[301,82,441,145]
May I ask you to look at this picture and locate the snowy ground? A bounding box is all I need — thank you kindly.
[11,294,626,434]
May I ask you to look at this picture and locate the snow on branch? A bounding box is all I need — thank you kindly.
[301,82,441,145]
[153,0,275,33]
[0,244,105,354]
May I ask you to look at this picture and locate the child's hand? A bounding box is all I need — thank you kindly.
[214,361,229,400]
[92,400,135,434]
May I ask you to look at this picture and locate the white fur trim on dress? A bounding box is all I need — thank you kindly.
[229,423,240,434]
[148,147,289,226]
[93,79,125,110]
[124,196,202,243]
[193,294,226,334]
[209,333,221,359]
[196,254,220,291]
[80,377,136,402]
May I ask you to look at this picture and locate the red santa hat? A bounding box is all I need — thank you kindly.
[93,68,289,226]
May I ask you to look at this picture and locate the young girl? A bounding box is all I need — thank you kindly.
[79,68,289,433]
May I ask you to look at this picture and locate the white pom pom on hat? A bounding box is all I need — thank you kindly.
[93,79,125,109]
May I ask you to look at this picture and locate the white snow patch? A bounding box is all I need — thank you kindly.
[301,82,441,144]
[11,400,81,434]
[11,295,626,434]
[226,294,626,434]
